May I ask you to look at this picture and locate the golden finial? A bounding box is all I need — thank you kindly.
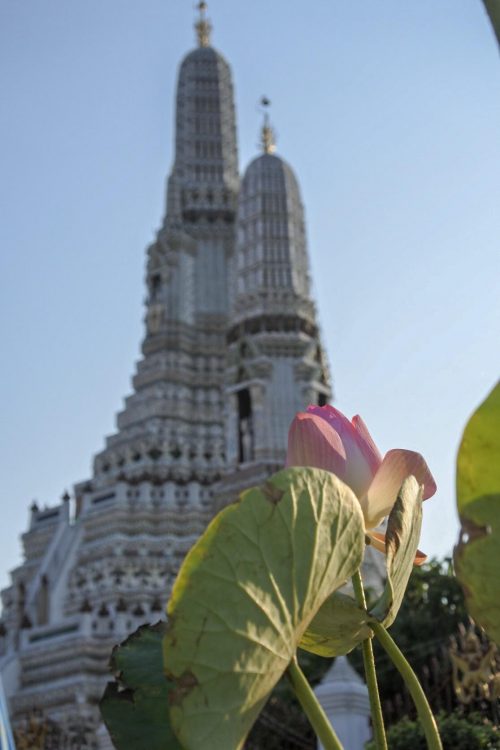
[258,96,276,154]
[195,1,212,47]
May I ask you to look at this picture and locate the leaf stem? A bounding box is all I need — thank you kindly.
[352,570,388,750]
[286,655,344,750]
[371,621,443,750]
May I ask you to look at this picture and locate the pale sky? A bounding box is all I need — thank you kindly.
[1,1,499,593]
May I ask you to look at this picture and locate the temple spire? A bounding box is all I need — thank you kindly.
[259,96,276,154]
[195,1,212,47]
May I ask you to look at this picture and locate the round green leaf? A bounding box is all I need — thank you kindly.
[100,622,182,750]
[370,475,423,627]
[163,467,366,750]
[456,381,500,514]
[299,591,372,657]
[300,475,424,655]
[455,381,500,645]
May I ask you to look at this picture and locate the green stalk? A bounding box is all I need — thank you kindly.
[371,621,443,750]
[352,570,388,750]
[286,655,344,750]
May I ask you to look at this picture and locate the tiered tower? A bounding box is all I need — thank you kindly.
[92,2,238,497]
[0,7,344,746]
[219,105,331,505]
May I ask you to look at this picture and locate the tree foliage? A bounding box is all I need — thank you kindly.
[351,557,471,720]
[366,711,500,750]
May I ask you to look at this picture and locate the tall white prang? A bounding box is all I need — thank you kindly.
[0,7,383,745]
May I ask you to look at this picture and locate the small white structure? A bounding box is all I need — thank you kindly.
[315,656,372,750]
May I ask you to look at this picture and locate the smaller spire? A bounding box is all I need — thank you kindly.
[195,2,212,48]
[258,96,276,154]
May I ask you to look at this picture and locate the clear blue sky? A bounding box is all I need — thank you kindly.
[1,1,499,593]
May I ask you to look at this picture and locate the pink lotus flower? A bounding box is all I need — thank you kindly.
[286,405,436,564]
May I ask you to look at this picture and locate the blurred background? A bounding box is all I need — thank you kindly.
[1,0,499,592]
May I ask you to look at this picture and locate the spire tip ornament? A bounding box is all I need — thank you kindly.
[195,1,212,47]
[258,96,276,154]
